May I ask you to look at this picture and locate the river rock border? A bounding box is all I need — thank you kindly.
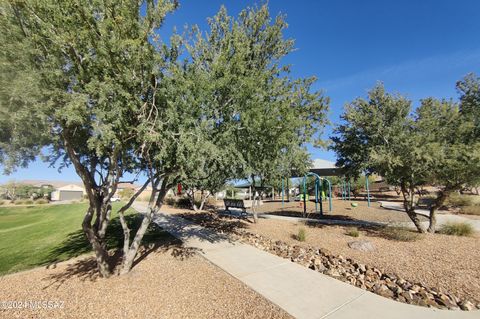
[234,229,479,311]
[179,212,479,311]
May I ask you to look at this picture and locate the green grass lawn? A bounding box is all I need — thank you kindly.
[0,202,136,275]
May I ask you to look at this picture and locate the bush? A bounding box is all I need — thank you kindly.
[175,197,191,208]
[345,228,359,237]
[381,227,422,242]
[0,200,4,205]
[35,199,48,204]
[14,200,24,205]
[439,222,474,237]
[165,197,176,206]
[295,227,307,242]
[24,199,34,205]
[460,206,480,216]
[446,193,475,207]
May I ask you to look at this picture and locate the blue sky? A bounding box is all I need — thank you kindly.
[1,0,480,183]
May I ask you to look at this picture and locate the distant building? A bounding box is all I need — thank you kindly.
[51,184,86,201]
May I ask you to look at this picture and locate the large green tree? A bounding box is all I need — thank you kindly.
[0,0,177,276]
[1,1,330,276]
[415,76,480,231]
[331,84,430,231]
[186,5,329,222]
[332,77,480,233]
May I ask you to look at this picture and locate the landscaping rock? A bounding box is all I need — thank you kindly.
[348,240,375,252]
[435,294,458,309]
[459,301,475,311]
[355,263,367,273]
[187,219,477,312]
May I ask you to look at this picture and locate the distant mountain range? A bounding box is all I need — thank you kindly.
[4,180,84,188]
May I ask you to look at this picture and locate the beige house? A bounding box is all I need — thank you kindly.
[51,184,86,201]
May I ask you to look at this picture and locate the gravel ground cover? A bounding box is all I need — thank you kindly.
[254,199,430,224]
[162,205,480,306]
[0,237,291,319]
[247,218,480,304]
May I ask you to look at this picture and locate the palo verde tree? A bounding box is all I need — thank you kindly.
[187,5,329,222]
[0,0,177,276]
[332,77,480,233]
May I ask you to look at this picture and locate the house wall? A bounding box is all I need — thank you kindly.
[59,190,83,201]
[51,184,86,201]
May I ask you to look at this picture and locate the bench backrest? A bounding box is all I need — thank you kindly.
[417,197,435,208]
[223,198,245,208]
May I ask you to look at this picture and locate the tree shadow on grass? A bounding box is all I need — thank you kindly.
[41,214,187,289]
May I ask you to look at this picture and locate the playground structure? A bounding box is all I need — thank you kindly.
[279,159,372,217]
[302,172,332,216]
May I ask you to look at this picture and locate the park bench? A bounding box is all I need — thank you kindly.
[417,197,435,209]
[223,198,248,215]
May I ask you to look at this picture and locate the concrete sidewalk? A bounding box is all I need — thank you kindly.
[134,204,477,319]
[379,201,480,231]
[219,209,385,228]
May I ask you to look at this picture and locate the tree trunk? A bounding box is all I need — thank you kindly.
[119,207,157,274]
[199,191,209,211]
[82,205,112,277]
[286,178,290,201]
[118,178,169,274]
[427,190,450,233]
[251,175,258,223]
[62,135,120,277]
[115,178,152,274]
[187,189,199,211]
[400,184,426,233]
[405,208,426,233]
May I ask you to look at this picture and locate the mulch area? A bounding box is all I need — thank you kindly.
[0,235,291,319]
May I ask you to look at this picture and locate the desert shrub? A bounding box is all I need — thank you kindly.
[165,197,176,206]
[24,199,34,205]
[35,199,48,204]
[439,222,474,237]
[381,227,422,242]
[446,193,475,207]
[0,200,4,205]
[345,228,359,237]
[14,200,24,205]
[175,197,191,208]
[460,206,480,216]
[295,227,307,242]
